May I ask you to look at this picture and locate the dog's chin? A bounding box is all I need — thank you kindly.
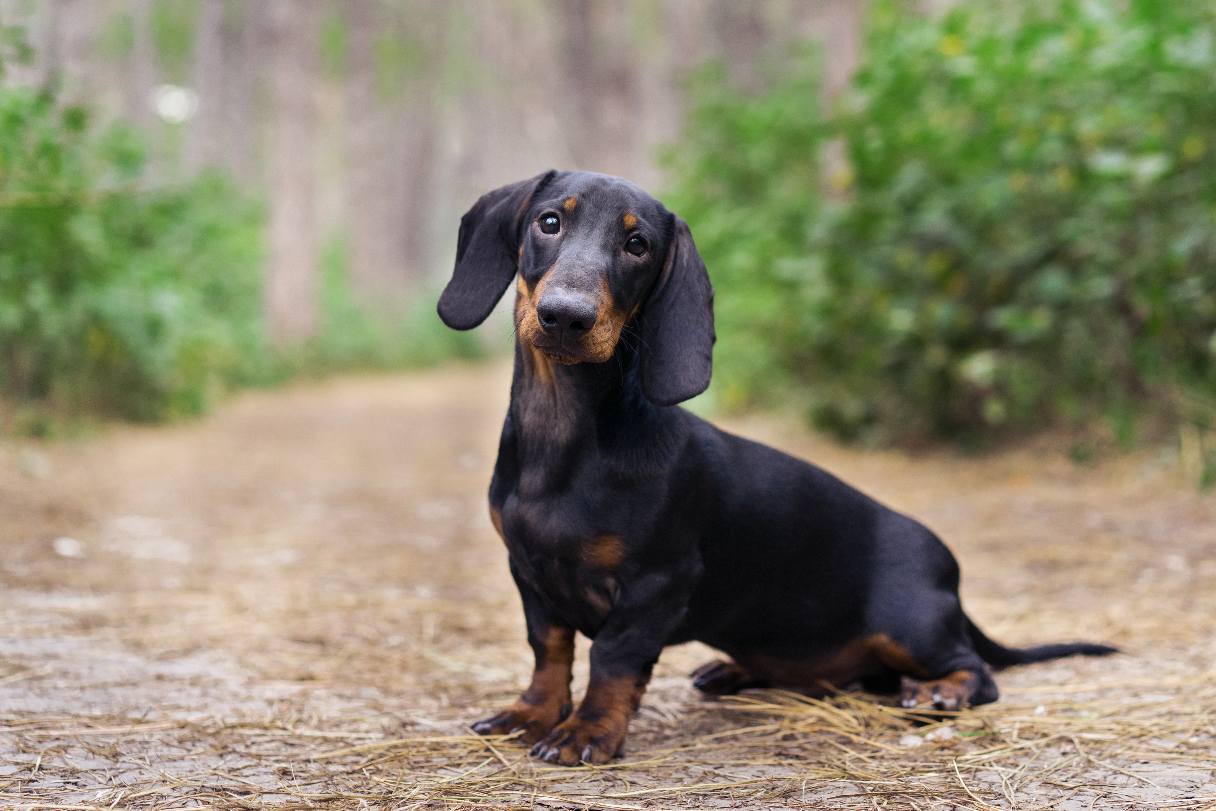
[536,346,584,366]
[527,333,618,365]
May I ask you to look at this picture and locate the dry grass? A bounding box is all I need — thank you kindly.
[1,362,1214,809]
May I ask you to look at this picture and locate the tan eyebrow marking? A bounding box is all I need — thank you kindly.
[622,212,637,230]
[562,196,577,213]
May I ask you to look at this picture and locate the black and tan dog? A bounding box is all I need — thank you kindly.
[437,170,1116,766]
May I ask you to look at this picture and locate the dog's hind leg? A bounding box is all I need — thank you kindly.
[690,659,768,695]
[871,628,1001,710]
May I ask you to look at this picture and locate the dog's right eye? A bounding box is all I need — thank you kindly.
[538,213,561,235]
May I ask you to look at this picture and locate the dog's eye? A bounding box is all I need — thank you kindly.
[538,213,561,235]
[625,234,648,256]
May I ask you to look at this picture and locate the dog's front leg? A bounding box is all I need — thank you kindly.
[530,571,692,765]
[472,564,575,744]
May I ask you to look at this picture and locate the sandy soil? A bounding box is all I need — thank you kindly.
[1,361,1213,809]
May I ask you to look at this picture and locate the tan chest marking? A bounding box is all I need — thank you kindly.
[583,534,626,569]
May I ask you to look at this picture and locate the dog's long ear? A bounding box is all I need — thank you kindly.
[438,170,557,330]
[640,217,715,406]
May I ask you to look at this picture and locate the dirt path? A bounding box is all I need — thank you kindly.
[2,361,1214,810]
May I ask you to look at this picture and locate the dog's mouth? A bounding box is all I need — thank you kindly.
[540,349,583,365]
[530,339,585,365]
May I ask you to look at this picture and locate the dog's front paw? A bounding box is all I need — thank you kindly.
[471,700,570,744]
[529,715,626,766]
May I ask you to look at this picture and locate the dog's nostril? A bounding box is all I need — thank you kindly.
[536,294,597,337]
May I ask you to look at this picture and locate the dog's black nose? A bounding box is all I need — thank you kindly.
[537,292,597,337]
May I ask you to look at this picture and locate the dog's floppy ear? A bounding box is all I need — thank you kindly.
[639,217,715,406]
[438,170,557,330]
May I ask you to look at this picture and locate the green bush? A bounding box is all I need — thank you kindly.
[284,235,483,375]
[0,27,478,431]
[0,79,266,423]
[666,0,1216,446]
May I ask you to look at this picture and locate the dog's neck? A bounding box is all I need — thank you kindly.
[508,335,653,468]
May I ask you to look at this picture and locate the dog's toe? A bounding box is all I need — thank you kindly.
[529,716,624,766]
[472,702,569,744]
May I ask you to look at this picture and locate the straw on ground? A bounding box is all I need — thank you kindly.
[2,363,1213,809]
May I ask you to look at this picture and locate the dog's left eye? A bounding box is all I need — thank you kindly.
[538,213,561,234]
[624,234,648,256]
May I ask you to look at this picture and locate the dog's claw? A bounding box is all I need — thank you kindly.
[528,717,623,766]
[931,688,962,711]
[470,712,510,735]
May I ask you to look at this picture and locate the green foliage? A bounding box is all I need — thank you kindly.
[0,43,266,423]
[666,0,1216,446]
[283,235,483,374]
[149,0,199,80]
[319,10,350,80]
[0,22,33,77]
[661,52,825,414]
[100,12,136,61]
[374,30,425,101]
[0,26,482,434]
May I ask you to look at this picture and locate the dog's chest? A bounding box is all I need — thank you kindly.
[499,489,626,635]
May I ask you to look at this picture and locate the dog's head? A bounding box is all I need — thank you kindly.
[438,170,714,406]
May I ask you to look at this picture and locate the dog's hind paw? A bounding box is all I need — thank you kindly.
[898,670,988,711]
[690,659,762,696]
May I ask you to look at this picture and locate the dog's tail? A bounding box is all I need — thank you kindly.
[966,616,1118,670]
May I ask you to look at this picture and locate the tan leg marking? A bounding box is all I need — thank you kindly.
[531,672,648,765]
[472,627,575,744]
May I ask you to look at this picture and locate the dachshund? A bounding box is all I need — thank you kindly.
[437,170,1117,766]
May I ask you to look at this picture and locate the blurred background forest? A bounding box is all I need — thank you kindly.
[5,5,1216,806]
[1,0,1214,478]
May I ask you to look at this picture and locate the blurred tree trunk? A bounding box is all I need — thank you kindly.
[557,1,636,173]
[711,0,768,89]
[342,0,447,308]
[4,0,869,345]
[186,0,225,172]
[812,0,864,96]
[126,0,156,132]
[263,0,319,345]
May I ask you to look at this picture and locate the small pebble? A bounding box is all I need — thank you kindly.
[899,734,923,748]
[52,537,85,559]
